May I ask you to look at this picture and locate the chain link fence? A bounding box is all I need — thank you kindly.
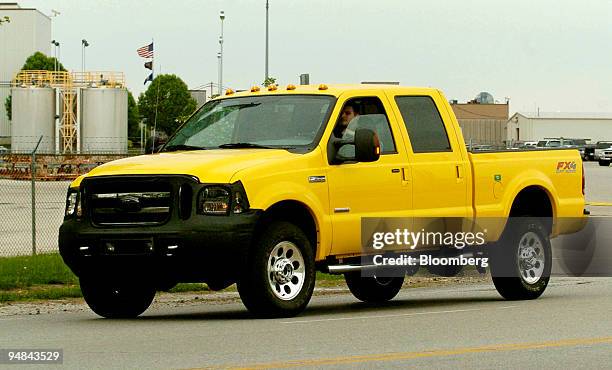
[0,142,132,257]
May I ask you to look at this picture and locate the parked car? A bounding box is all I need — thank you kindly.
[537,138,586,159]
[0,145,8,154]
[593,141,612,161]
[599,148,612,166]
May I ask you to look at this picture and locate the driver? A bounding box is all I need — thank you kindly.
[333,102,360,139]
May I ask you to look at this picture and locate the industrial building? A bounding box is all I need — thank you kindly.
[450,92,509,146]
[11,70,128,154]
[189,89,207,109]
[0,2,51,143]
[506,112,612,144]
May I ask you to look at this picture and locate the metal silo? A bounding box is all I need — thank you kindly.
[81,87,128,153]
[10,87,56,153]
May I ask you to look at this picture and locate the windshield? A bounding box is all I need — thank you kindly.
[164,95,335,151]
[597,142,612,149]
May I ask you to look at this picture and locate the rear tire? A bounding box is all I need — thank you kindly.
[490,218,551,300]
[344,272,404,303]
[599,160,611,166]
[80,277,156,318]
[237,221,316,318]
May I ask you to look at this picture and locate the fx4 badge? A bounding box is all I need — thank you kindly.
[556,161,577,173]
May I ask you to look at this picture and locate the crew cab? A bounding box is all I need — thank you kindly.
[59,85,586,318]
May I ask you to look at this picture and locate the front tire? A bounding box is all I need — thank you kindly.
[80,277,156,318]
[237,221,316,317]
[490,218,551,300]
[344,272,404,303]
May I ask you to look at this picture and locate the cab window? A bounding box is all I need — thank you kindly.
[395,96,451,153]
[332,97,396,154]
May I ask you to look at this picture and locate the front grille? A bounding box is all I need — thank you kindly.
[84,177,174,226]
[90,192,171,225]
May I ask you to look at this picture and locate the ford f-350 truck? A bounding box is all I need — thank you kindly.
[59,84,586,318]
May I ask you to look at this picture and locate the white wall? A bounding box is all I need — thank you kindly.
[507,116,612,143]
[0,7,51,138]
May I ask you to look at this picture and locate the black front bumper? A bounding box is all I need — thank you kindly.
[59,210,261,282]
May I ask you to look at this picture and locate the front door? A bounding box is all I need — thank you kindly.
[325,93,412,256]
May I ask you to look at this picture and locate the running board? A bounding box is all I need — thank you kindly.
[327,264,379,274]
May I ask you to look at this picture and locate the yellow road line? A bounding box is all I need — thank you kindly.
[586,202,612,206]
[196,336,612,370]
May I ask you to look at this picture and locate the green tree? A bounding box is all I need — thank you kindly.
[4,51,66,121]
[127,91,140,139]
[5,52,66,120]
[21,51,66,71]
[4,95,11,121]
[0,16,10,25]
[263,76,277,87]
[138,74,197,136]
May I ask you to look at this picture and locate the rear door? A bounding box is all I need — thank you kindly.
[387,92,471,219]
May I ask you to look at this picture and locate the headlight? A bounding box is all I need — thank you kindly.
[199,186,230,215]
[65,189,82,217]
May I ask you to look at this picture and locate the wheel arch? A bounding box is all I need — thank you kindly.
[255,200,320,259]
[507,185,555,234]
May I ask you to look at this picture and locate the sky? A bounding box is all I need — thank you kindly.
[17,0,612,113]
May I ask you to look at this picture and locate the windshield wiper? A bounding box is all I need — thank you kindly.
[218,143,276,149]
[162,144,206,152]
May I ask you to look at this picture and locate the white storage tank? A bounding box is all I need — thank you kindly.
[81,87,128,153]
[10,87,56,153]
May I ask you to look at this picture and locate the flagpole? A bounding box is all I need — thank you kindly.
[152,64,161,153]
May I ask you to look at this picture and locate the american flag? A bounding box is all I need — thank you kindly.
[137,42,154,58]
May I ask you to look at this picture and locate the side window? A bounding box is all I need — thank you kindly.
[395,96,451,153]
[333,97,396,154]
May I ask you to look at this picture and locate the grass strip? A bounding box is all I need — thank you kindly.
[0,254,345,303]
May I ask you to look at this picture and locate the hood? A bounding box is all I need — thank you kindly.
[79,149,298,184]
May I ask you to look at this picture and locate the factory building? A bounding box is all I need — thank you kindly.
[11,70,128,154]
[189,89,207,109]
[506,112,612,143]
[0,2,51,144]
[450,92,509,146]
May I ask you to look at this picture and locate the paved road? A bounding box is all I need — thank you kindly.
[1,278,610,369]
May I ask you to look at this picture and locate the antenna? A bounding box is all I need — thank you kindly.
[51,9,61,17]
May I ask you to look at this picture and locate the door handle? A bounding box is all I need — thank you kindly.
[456,165,464,181]
[401,168,410,186]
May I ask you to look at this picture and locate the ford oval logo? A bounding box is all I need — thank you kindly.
[118,195,142,212]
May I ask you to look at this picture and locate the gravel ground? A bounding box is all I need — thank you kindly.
[0,275,490,317]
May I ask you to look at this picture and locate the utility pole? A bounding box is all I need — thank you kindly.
[265,0,269,81]
[219,10,225,96]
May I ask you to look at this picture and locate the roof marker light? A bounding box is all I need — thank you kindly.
[225,88,234,95]
[251,85,261,92]
[318,84,328,90]
[286,84,296,90]
[267,84,278,91]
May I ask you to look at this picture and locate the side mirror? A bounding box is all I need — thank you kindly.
[354,128,381,162]
[329,128,380,164]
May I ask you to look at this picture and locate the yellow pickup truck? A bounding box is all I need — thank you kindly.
[59,84,586,318]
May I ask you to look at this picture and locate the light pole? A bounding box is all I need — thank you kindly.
[219,10,225,96]
[50,9,60,71]
[265,0,269,81]
[217,52,221,96]
[51,40,59,72]
[81,39,89,74]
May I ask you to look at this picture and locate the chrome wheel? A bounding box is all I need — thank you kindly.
[267,241,305,301]
[517,231,545,284]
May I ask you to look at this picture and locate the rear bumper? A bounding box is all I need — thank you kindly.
[59,210,262,282]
